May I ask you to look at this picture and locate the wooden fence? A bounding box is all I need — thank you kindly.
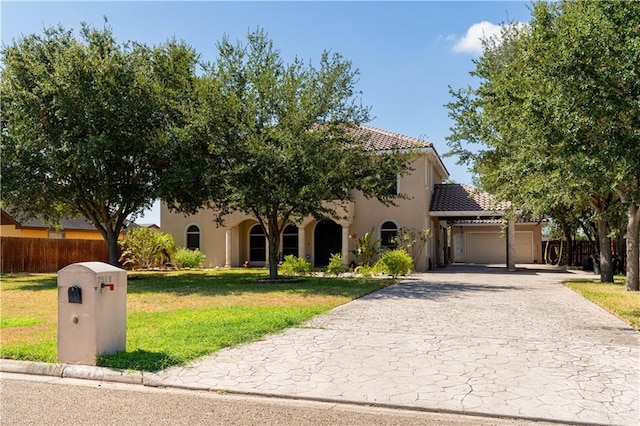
[1,237,109,273]
[542,239,596,267]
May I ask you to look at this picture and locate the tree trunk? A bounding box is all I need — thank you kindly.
[267,223,281,280]
[626,203,640,291]
[560,220,573,266]
[105,227,121,267]
[596,217,614,283]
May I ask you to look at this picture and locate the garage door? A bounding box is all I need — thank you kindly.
[466,233,504,263]
[515,232,534,263]
[465,232,534,264]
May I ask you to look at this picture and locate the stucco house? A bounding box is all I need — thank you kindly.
[161,125,542,270]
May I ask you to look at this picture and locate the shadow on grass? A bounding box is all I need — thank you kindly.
[1,274,57,291]
[2,271,392,299]
[126,270,392,299]
[97,349,184,372]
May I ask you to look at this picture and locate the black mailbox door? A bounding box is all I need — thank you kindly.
[68,285,82,304]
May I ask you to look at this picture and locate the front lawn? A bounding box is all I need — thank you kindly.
[564,276,640,330]
[0,270,392,371]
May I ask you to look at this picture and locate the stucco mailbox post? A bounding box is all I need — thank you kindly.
[57,262,127,365]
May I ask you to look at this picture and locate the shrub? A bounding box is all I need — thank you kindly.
[325,253,345,276]
[349,227,381,266]
[173,247,206,269]
[378,249,414,278]
[392,227,431,268]
[279,255,313,276]
[119,227,175,269]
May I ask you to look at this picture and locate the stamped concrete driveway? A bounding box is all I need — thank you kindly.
[150,265,640,425]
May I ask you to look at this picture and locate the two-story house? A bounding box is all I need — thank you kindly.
[161,125,542,270]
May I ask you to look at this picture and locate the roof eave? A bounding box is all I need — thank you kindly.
[429,210,506,218]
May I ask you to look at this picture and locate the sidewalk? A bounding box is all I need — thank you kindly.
[3,265,639,425]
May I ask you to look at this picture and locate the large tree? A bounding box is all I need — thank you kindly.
[1,22,197,265]
[163,29,413,279]
[446,1,639,287]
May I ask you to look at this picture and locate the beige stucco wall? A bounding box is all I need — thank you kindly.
[161,152,447,271]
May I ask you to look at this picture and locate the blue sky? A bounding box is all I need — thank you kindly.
[2,1,532,225]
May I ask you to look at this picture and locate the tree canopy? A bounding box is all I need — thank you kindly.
[446,1,640,287]
[0,22,198,265]
[162,29,413,279]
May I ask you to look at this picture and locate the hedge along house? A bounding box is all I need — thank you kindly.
[429,184,543,269]
[161,125,449,271]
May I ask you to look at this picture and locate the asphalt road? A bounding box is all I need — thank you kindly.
[0,374,550,425]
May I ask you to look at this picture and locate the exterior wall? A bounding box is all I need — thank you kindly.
[0,225,107,240]
[161,152,447,271]
[0,225,45,238]
[349,157,432,270]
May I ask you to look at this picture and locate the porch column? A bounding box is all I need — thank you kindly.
[225,228,232,268]
[297,226,306,259]
[341,224,350,267]
[507,217,516,271]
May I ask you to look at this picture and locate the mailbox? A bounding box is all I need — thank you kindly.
[57,262,127,365]
[68,285,82,304]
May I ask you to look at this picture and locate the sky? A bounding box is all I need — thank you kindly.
[1,1,533,225]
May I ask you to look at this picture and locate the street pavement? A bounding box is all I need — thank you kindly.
[2,264,639,425]
[1,373,551,425]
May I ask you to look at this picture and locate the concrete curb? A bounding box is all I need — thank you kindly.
[0,359,143,385]
[0,359,65,377]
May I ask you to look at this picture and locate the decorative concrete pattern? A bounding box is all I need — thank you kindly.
[150,266,639,425]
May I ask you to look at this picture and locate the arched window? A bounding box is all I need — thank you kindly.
[249,224,266,262]
[380,221,398,250]
[186,225,200,250]
[282,224,298,257]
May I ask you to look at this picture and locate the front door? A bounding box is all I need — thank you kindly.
[314,220,342,267]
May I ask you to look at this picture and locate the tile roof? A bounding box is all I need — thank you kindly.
[430,184,510,213]
[2,210,98,231]
[353,125,432,151]
[1,209,147,231]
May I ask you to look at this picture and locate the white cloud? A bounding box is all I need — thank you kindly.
[452,21,503,55]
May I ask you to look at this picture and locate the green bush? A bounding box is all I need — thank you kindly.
[173,247,206,269]
[354,265,374,277]
[279,255,313,276]
[325,253,345,276]
[119,227,175,269]
[378,249,414,278]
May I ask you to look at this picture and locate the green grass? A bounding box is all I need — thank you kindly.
[564,276,640,330]
[0,270,392,371]
[0,317,44,329]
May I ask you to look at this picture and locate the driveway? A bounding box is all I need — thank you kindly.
[150,265,639,425]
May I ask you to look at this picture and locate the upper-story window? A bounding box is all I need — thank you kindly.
[380,221,398,250]
[186,224,200,250]
[382,171,399,197]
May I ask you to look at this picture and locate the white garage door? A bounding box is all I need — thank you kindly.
[465,232,534,264]
[466,233,504,263]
